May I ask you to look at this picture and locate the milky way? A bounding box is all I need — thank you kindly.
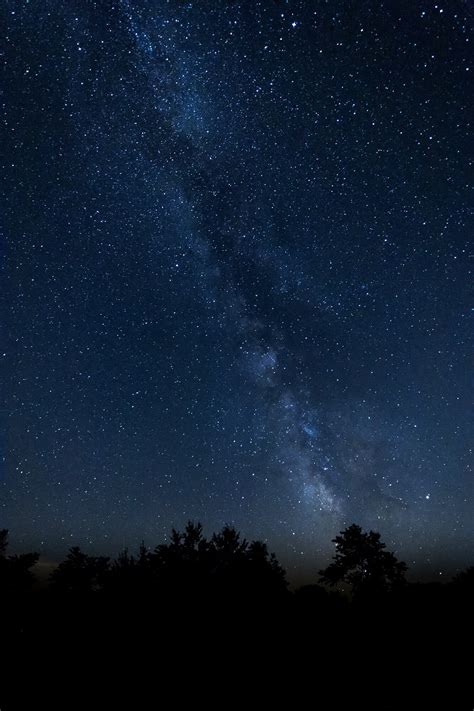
[3,1,472,579]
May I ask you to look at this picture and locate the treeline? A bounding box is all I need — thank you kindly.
[49,522,288,601]
[1,523,472,709]
[1,521,472,603]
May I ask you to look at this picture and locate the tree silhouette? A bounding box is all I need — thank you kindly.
[207,525,288,598]
[50,546,110,593]
[319,524,407,597]
[103,542,152,595]
[0,529,8,556]
[105,521,290,601]
[0,528,39,596]
[147,521,211,596]
[451,565,474,590]
[450,565,474,605]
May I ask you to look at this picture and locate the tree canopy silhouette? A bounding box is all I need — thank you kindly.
[319,524,407,597]
[49,546,110,594]
[96,522,288,600]
[141,521,287,600]
[0,528,39,596]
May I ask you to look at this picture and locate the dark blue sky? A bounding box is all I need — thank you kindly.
[3,0,472,581]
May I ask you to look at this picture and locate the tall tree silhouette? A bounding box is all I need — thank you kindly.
[208,525,287,598]
[50,547,110,593]
[450,565,474,605]
[0,528,39,596]
[130,521,289,600]
[0,529,8,556]
[148,521,211,596]
[319,524,407,597]
[451,565,474,590]
[104,543,152,595]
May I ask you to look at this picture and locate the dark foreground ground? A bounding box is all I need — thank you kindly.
[1,584,472,710]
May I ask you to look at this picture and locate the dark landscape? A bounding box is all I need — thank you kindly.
[3,0,472,706]
[1,522,473,707]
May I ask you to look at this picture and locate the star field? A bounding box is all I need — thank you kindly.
[2,0,472,580]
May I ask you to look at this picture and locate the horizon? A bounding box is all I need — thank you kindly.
[8,522,471,588]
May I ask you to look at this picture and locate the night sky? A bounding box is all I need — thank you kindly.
[3,0,472,581]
